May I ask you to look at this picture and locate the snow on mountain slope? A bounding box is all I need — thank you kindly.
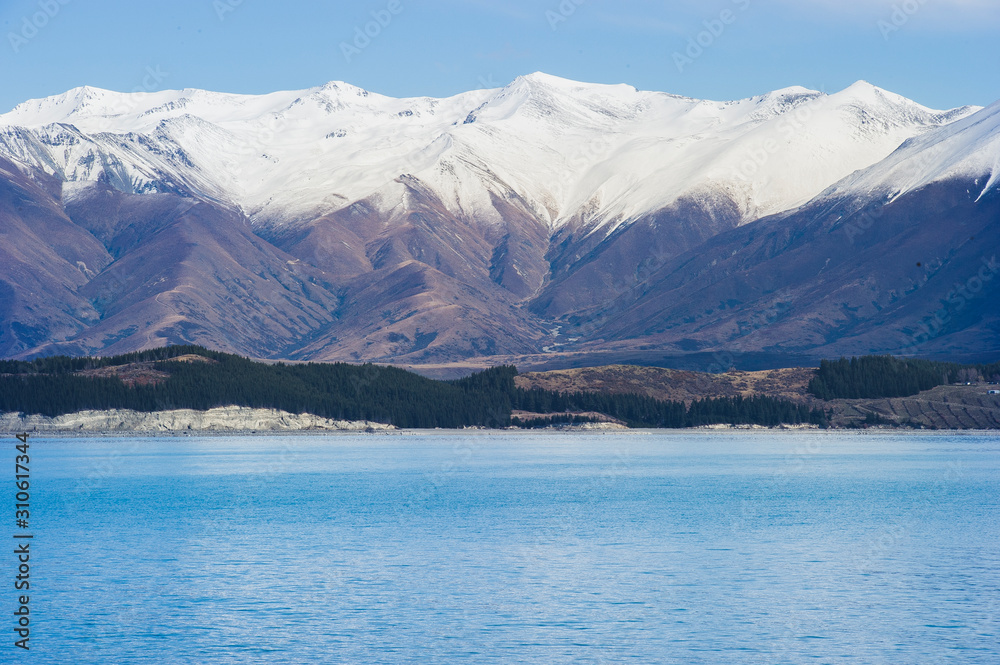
[0,74,980,232]
[821,99,1000,204]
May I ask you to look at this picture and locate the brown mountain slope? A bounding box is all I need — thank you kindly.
[0,156,112,356]
[25,185,345,359]
[1,154,997,365]
[573,179,1000,362]
[290,260,546,363]
[274,178,550,363]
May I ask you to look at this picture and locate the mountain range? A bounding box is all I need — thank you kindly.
[1,73,997,370]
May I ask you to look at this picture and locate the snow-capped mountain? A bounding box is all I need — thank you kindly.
[0,75,997,366]
[824,98,1000,204]
[575,99,1000,362]
[0,73,977,231]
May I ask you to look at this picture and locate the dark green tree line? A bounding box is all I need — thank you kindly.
[1,346,829,428]
[808,355,999,400]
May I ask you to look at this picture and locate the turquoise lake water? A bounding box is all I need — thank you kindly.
[14,431,1000,663]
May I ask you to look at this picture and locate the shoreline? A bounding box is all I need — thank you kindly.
[3,430,996,439]
[2,407,995,437]
[2,418,995,438]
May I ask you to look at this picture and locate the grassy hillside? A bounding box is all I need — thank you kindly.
[517,358,1000,429]
[516,365,815,404]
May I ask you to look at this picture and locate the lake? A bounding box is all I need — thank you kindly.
[17,431,1000,663]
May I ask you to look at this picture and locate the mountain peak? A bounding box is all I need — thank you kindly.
[836,79,923,108]
[845,79,879,91]
[520,71,574,86]
[512,72,640,96]
[754,85,823,106]
[0,74,983,234]
[317,80,373,97]
[771,85,821,96]
[829,97,1000,202]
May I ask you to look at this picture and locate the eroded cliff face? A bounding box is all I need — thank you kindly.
[0,406,395,433]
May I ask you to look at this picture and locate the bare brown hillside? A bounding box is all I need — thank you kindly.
[515,364,1000,429]
[73,353,218,387]
[828,385,1000,430]
[515,365,815,404]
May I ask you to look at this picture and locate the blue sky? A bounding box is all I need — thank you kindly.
[1,0,998,112]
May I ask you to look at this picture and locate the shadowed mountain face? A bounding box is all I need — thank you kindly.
[2,160,995,365]
[4,179,345,359]
[0,78,997,365]
[0,171,553,362]
[573,178,1000,363]
[260,177,551,363]
[0,156,111,356]
[530,191,745,320]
